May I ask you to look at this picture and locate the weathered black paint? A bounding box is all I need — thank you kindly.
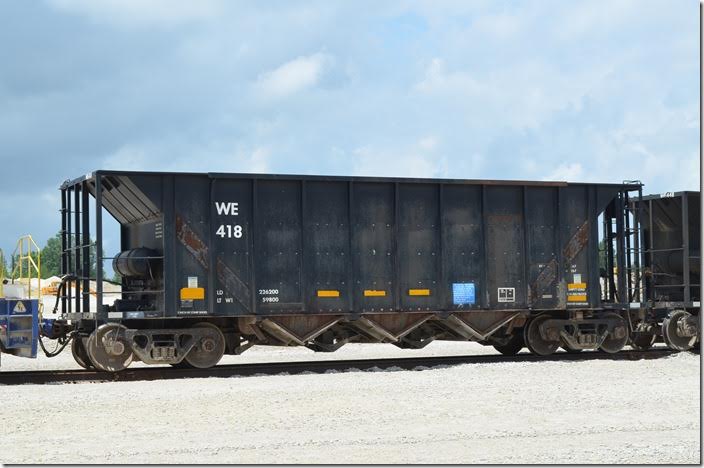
[61,171,640,319]
[636,191,701,306]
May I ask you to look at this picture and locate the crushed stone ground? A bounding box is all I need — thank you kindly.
[1,342,699,463]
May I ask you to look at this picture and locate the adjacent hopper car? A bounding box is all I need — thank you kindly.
[628,191,700,351]
[2,171,700,371]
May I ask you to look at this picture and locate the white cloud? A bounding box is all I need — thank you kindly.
[418,136,438,151]
[103,144,149,171]
[254,53,333,99]
[350,138,448,179]
[238,146,271,174]
[102,142,271,174]
[544,163,583,182]
[46,0,222,27]
[164,144,272,174]
[553,0,640,40]
[414,57,611,131]
[415,58,484,95]
[471,12,522,39]
[352,147,443,178]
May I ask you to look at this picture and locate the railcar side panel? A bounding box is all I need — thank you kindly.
[211,177,252,316]
[174,175,210,317]
[352,182,396,312]
[303,180,350,313]
[253,180,303,313]
[485,186,526,309]
[442,184,484,310]
[525,186,559,310]
[398,183,441,312]
[75,172,637,321]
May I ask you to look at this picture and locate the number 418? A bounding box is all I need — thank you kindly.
[216,224,243,238]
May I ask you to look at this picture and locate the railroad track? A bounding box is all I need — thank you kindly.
[0,348,679,385]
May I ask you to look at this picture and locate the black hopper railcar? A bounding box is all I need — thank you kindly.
[627,191,700,351]
[46,171,698,371]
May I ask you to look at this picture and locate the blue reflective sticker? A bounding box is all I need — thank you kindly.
[453,282,475,305]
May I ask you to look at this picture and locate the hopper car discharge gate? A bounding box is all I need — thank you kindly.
[0,171,699,371]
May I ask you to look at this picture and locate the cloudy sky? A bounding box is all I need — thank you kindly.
[0,0,699,259]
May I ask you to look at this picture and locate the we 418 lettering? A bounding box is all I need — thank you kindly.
[214,201,244,238]
[216,224,243,238]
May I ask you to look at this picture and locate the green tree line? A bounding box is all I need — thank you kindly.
[1,232,102,279]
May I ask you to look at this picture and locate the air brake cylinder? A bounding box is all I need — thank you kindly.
[112,248,159,278]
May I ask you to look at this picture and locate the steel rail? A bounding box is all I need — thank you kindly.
[0,348,680,386]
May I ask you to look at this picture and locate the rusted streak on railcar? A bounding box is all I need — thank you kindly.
[563,220,590,263]
[531,258,558,304]
[531,220,589,303]
[530,220,590,305]
[216,257,251,312]
[175,215,209,269]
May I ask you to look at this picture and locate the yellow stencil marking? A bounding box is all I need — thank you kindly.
[180,287,205,300]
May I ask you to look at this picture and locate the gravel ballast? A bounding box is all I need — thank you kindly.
[1,341,699,464]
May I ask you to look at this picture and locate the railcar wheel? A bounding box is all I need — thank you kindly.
[86,324,134,372]
[492,332,525,356]
[524,315,559,356]
[598,313,628,354]
[629,332,656,350]
[71,337,94,369]
[183,322,226,369]
[662,310,698,351]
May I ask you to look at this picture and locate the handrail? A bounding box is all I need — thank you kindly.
[11,235,42,300]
